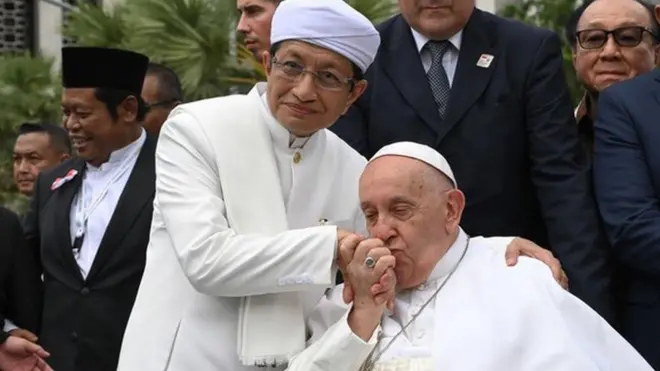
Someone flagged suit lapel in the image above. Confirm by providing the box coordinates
[437,9,497,144]
[86,135,156,281]
[382,15,442,135]
[51,158,86,282]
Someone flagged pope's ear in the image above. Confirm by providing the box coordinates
[445,189,465,230]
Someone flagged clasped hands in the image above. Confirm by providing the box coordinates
[336,229,569,313]
[337,230,397,313]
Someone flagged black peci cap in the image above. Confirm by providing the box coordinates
[61,46,150,95]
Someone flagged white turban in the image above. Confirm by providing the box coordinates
[270,0,381,73]
[370,142,458,187]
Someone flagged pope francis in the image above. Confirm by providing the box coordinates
[117,1,566,370]
[286,142,653,371]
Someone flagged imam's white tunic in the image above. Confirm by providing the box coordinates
[117,83,367,371]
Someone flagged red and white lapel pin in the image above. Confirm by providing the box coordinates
[50,169,79,191]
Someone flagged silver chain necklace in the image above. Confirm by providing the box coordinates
[359,238,470,371]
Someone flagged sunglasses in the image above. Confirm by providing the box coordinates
[145,99,179,112]
[575,26,657,50]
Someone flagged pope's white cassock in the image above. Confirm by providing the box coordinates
[287,232,653,370]
[116,1,380,370]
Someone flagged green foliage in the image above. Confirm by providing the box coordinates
[62,0,399,97]
[498,0,584,104]
[63,0,258,99]
[0,54,61,212]
[63,1,130,48]
[346,0,398,24]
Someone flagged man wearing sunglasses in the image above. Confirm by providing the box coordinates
[590,0,660,368]
[567,0,659,152]
[141,62,183,135]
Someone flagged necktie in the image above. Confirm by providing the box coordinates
[425,40,451,119]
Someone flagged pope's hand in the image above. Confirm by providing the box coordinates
[346,238,396,311]
[504,237,569,289]
[0,336,53,371]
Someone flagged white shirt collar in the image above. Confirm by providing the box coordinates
[410,27,463,54]
[425,227,469,283]
[87,128,146,171]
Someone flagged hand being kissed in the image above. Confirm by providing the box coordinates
[337,230,397,312]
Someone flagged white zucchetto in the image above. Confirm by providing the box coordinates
[370,141,458,187]
[270,0,381,73]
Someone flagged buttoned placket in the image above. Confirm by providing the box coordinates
[290,136,310,165]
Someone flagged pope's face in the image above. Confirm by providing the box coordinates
[359,156,464,290]
[263,40,367,137]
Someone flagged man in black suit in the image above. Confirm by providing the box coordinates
[0,206,42,345]
[23,47,156,371]
[330,0,615,323]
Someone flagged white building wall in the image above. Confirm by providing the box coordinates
[36,1,63,66]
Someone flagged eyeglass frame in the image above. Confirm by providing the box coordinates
[145,99,180,112]
[574,26,658,50]
[270,58,356,91]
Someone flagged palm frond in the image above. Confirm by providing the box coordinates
[122,0,239,98]
[62,2,129,48]
[345,0,398,24]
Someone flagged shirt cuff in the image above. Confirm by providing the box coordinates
[2,320,17,332]
[335,305,380,369]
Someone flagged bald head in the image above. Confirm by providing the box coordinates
[359,151,466,290]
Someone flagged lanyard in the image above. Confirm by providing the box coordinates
[73,145,142,242]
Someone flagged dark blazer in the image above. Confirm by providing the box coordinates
[594,69,660,369]
[331,9,615,323]
[0,206,42,339]
[23,135,156,371]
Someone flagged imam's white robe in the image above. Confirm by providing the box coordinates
[117,83,367,371]
[288,229,654,371]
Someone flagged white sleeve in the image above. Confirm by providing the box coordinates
[540,267,654,370]
[156,111,337,297]
[502,258,654,371]
[287,286,379,371]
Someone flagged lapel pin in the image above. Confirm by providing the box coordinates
[476,54,494,68]
[50,169,79,190]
